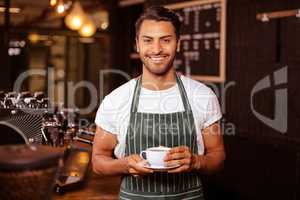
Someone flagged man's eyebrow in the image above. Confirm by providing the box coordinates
[140,35,173,39]
[160,35,173,39]
[141,36,153,39]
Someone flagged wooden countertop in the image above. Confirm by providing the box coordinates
[53,172,121,200]
[53,141,121,200]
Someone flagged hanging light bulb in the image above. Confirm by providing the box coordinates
[50,0,57,7]
[28,33,40,43]
[56,0,65,14]
[100,21,109,30]
[65,1,86,30]
[78,16,96,37]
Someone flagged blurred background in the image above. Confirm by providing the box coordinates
[0,0,299,200]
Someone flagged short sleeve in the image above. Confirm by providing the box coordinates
[94,96,118,135]
[202,90,222,128]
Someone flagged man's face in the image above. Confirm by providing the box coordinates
[136,20,179,76]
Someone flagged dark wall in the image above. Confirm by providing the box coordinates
[226,0,299,146]
[0,30,29,92]
[113,0,300,199]
[107,0,143,92]
[221,1,300,199]
[0,30,12,90]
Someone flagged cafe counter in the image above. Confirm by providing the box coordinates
[53,173,121,200]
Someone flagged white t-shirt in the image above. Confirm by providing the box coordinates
[95,75,222,158]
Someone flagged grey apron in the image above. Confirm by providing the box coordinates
[119,74,204,200]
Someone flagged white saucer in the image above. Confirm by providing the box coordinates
[139,162,180,171]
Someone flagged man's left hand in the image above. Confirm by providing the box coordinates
[164,146,194,173]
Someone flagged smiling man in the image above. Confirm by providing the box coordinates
[92,6,225,200]
[138,20,177,76]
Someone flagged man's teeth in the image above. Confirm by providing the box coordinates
[149,56,167,62]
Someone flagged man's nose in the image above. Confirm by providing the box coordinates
[151,41,163,54]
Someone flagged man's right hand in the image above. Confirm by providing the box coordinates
[125,154,154,177]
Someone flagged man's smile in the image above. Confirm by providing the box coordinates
[146,55,169,64]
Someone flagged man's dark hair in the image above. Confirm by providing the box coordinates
[135,6,181,39]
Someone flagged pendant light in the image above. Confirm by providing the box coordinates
[78,15,96,37]
[65,1,86,30]
[50,0,57,7]
[56,0,66,14]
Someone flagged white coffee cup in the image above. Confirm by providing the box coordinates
[140,146,170,166]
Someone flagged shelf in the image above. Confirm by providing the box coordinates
[257,9,300,22]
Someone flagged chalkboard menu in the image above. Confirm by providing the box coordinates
[166,0,226,82]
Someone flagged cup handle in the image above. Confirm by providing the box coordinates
[140,150,146,160]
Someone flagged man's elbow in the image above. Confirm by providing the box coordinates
[220,150,226,162]
[92,157,107,176]
[207,150,226,174]
[215,150,226,172]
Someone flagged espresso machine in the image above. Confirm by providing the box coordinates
[0,91,94,193]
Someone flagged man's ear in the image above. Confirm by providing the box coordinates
[135,38,139,52]
[176,39,181,52]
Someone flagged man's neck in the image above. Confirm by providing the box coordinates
[141,67,176,91]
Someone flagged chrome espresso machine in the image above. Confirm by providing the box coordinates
[0,91,94,193]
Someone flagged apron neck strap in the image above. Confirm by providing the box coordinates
[130,73,192,113]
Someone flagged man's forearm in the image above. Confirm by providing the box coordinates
[192,151,225,174]
[93,156,129,176]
